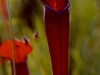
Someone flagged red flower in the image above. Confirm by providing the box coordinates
[0,39,32,63]
[0,38,32,75]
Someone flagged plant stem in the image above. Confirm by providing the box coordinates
[11,61,29,75]
[44,5,69,75]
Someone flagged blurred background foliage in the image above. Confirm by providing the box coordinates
[0,0,100,75]
[69,0,100,75]
[0,0,52,75]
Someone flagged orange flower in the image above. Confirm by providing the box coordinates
[0,39,32,63]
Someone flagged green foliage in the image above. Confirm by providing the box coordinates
[69,0,100,75]
[0,0,52,75]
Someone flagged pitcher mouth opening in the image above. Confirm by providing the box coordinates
[41,1,70,14]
